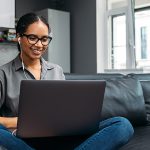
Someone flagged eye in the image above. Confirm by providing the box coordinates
[41,37,48,42]
[28,35,38,41]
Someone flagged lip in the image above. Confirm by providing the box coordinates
[32,49,43,55]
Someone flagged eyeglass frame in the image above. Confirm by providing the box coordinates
[20,33,52,46]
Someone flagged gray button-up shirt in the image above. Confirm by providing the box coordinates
[0,54,65,117]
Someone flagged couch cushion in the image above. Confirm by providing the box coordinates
[140,81,150,122]
[120,125,150,150]
[101,76,147,126]
[128,73,150,80]
[65,73,124,80]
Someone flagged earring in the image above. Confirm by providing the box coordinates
[18,37,21,45]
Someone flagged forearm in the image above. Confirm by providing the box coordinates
[0,117,18,129]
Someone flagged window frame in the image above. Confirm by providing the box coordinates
[106,0,136,70]
[134,6,150,69]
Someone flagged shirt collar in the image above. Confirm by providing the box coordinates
[14,54,54,71]
[41,57,54,70]
[14,54,23,71]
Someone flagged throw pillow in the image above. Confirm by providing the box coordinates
[140,81,150,122]
[101,76,147,126]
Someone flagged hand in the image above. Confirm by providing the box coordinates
[0,117,18,129]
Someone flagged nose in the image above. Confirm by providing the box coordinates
[35,39,43,47]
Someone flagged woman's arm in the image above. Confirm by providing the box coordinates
[0,70,18,129]
[0,117,18,129]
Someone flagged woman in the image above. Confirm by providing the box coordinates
[0,13,134,150]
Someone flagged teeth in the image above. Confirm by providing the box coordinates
[32,49,41,54]
[33,49,42,52]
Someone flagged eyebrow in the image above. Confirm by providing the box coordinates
[25,34,50,38]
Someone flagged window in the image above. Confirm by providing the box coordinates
[135,8,150,68]
[96,0,150,72]
[141,27,147,59]
[105,0,150,71]
[106,0,135,70]
[112,15,126,69]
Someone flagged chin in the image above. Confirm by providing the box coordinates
[30,54,42,60]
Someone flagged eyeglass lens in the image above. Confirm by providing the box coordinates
[22,34,52,46]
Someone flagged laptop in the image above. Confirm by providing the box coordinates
[16,80,106,138]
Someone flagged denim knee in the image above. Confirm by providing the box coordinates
[116,117,134,134]
[111,117,134,143]
[75,117,134,150]
[99,117,134,145]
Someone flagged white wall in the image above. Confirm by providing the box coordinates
[96,0,107,73]
[135,0,150,8]
[0,0,15,28]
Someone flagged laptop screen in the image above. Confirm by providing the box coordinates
[17,80,106,138]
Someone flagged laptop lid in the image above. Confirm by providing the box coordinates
[16,80,106,138]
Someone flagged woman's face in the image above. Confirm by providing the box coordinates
[19,20,49,60]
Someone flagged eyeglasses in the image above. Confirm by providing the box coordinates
[21,34,52,46]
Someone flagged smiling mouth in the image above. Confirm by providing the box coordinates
[31,47,45,51]
[30,45,46,53]
[32,49,43,55]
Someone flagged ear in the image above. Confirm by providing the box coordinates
[18,38,20,45]
[16,34,21,44]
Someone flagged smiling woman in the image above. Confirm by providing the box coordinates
[0,13,65,150]
[0,12,134,150]
[16,13,53,80]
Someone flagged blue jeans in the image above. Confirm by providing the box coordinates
[0,117,134,150]
[75,117,134,150]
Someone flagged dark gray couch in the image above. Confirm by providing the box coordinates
[23,73,150,150]
[64,73,150,150]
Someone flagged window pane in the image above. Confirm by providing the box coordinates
[135,9,150,68]
[112,15,126,69]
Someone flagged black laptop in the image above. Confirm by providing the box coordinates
[16,80,106,138]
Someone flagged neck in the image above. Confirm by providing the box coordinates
[20,52,41,69]
[20,52,42,80]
